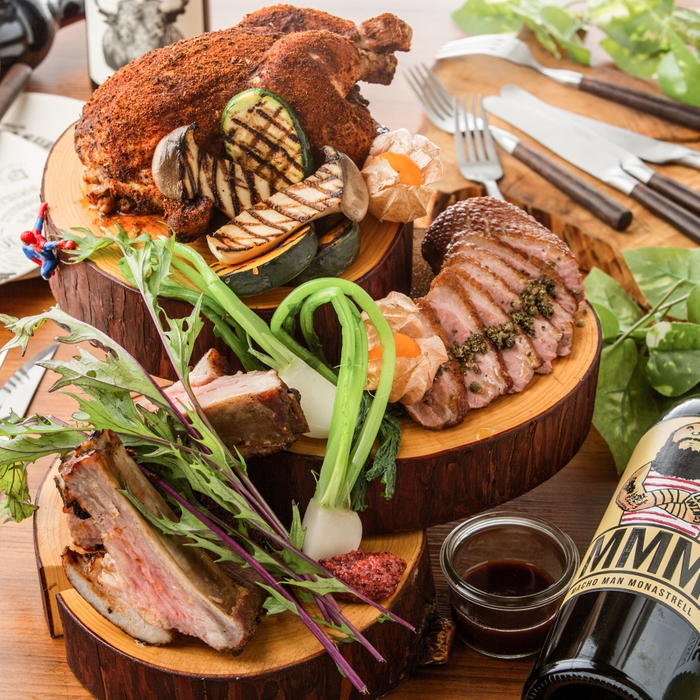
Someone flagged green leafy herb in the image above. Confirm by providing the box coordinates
[624,247,700,320]
[451,0,700,106]
[0,234,413,693]
[585,254,700,472]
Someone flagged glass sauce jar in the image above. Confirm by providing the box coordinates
[440,512,579,658]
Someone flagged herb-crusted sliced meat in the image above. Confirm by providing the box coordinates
[405,300,470,429]
[424,269,511,409]
[448,266,541,393]
[447,249,560,373]
[422,197,584,302]
[443,233,575,355]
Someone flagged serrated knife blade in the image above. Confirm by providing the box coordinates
[482,95,700,245]
[0,343,58,420]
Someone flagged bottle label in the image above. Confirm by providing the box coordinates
[564,417,700,634]
[85,0,207,86]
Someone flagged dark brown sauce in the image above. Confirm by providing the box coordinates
[452,560,557,657]
[464,559,554,597]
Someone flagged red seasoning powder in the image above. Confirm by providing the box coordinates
[319,549,407,601]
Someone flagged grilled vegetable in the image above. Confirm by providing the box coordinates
[207,146,368,266]
[212,224,318,297]
[152,124,274,220]
[221,87,314,190]
[289,218,360,285]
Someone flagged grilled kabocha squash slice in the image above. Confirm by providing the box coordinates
[289,218,360,285]
[151,123,274,220]
[221,88,314,191]
[211,224,318,298]
[207,146,368,266]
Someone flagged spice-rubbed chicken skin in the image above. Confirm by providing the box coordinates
[74,5,412,239]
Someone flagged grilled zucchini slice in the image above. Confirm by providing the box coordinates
[152,124,274,220]
[207,146,368,266]
[211,224,318,297]
[289,218,360,285]
[221,88,314,191]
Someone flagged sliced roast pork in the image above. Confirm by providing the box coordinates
[443,233,575,355]
[422,197,584,302]
[447,250,561,372]
[57,430,264,651]
[405,300,470,429]
[424,269,511,408]
[447,267,541,392]
[445,233,578,317]
[141,349,308,458]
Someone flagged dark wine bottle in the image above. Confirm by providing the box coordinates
[523,397,700,700]
[83,0,208,87]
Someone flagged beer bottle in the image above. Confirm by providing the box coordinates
[523,397,700,700]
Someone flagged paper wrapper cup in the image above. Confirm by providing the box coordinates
[361,129,443,223]
[364,292,448,405]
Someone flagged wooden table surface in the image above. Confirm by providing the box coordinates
[1,2,698,698]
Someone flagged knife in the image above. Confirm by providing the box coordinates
[0,343,59,420]
[489,127,632,231]
[498,86,700,217]
[483,95,700,244]
[500,84,700,171]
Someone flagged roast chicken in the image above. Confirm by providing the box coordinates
[74,5,412,239]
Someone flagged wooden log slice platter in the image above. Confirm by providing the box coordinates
[249,311,600,535]
[43,126,413,380]
[40,125,601,537]
[34,462,436,700]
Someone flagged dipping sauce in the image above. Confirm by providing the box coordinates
[464,560,554,597]
[440,513,579,660]
[453,560,557,657]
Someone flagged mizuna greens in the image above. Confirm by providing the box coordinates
[0,234,411,693]
[451,0,700,107]
[59,225,402,507]
[585,247,700,472]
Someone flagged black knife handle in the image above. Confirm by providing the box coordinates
[512,142,633,231]
[647,172,700,218]
[630,183,700,245]
[579,77,700,131]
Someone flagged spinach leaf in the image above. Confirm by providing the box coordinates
[599,38,662,78]
[452,0,522,35]
[592,339,659,472]
[450,0,700,105]
[591,302,620,342]
[584,267,643,332]
[658,29,700,107]
[687,285,700,324]
[646,321,700,396]
[623,247,700,320]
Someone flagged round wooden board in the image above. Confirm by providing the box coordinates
[34,462,436,700]
[248,312,601,535]
[41,125,601,537]
[43,126,413,380]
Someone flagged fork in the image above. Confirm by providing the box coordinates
[405,64,633,230]
[453,95,504,199]
[436,34,700,131]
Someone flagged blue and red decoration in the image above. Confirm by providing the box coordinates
[20,203,75,280]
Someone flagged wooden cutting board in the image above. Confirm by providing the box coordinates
[425,36,700,256]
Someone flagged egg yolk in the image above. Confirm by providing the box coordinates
[368,332,421,361]
[377,152,422,186]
